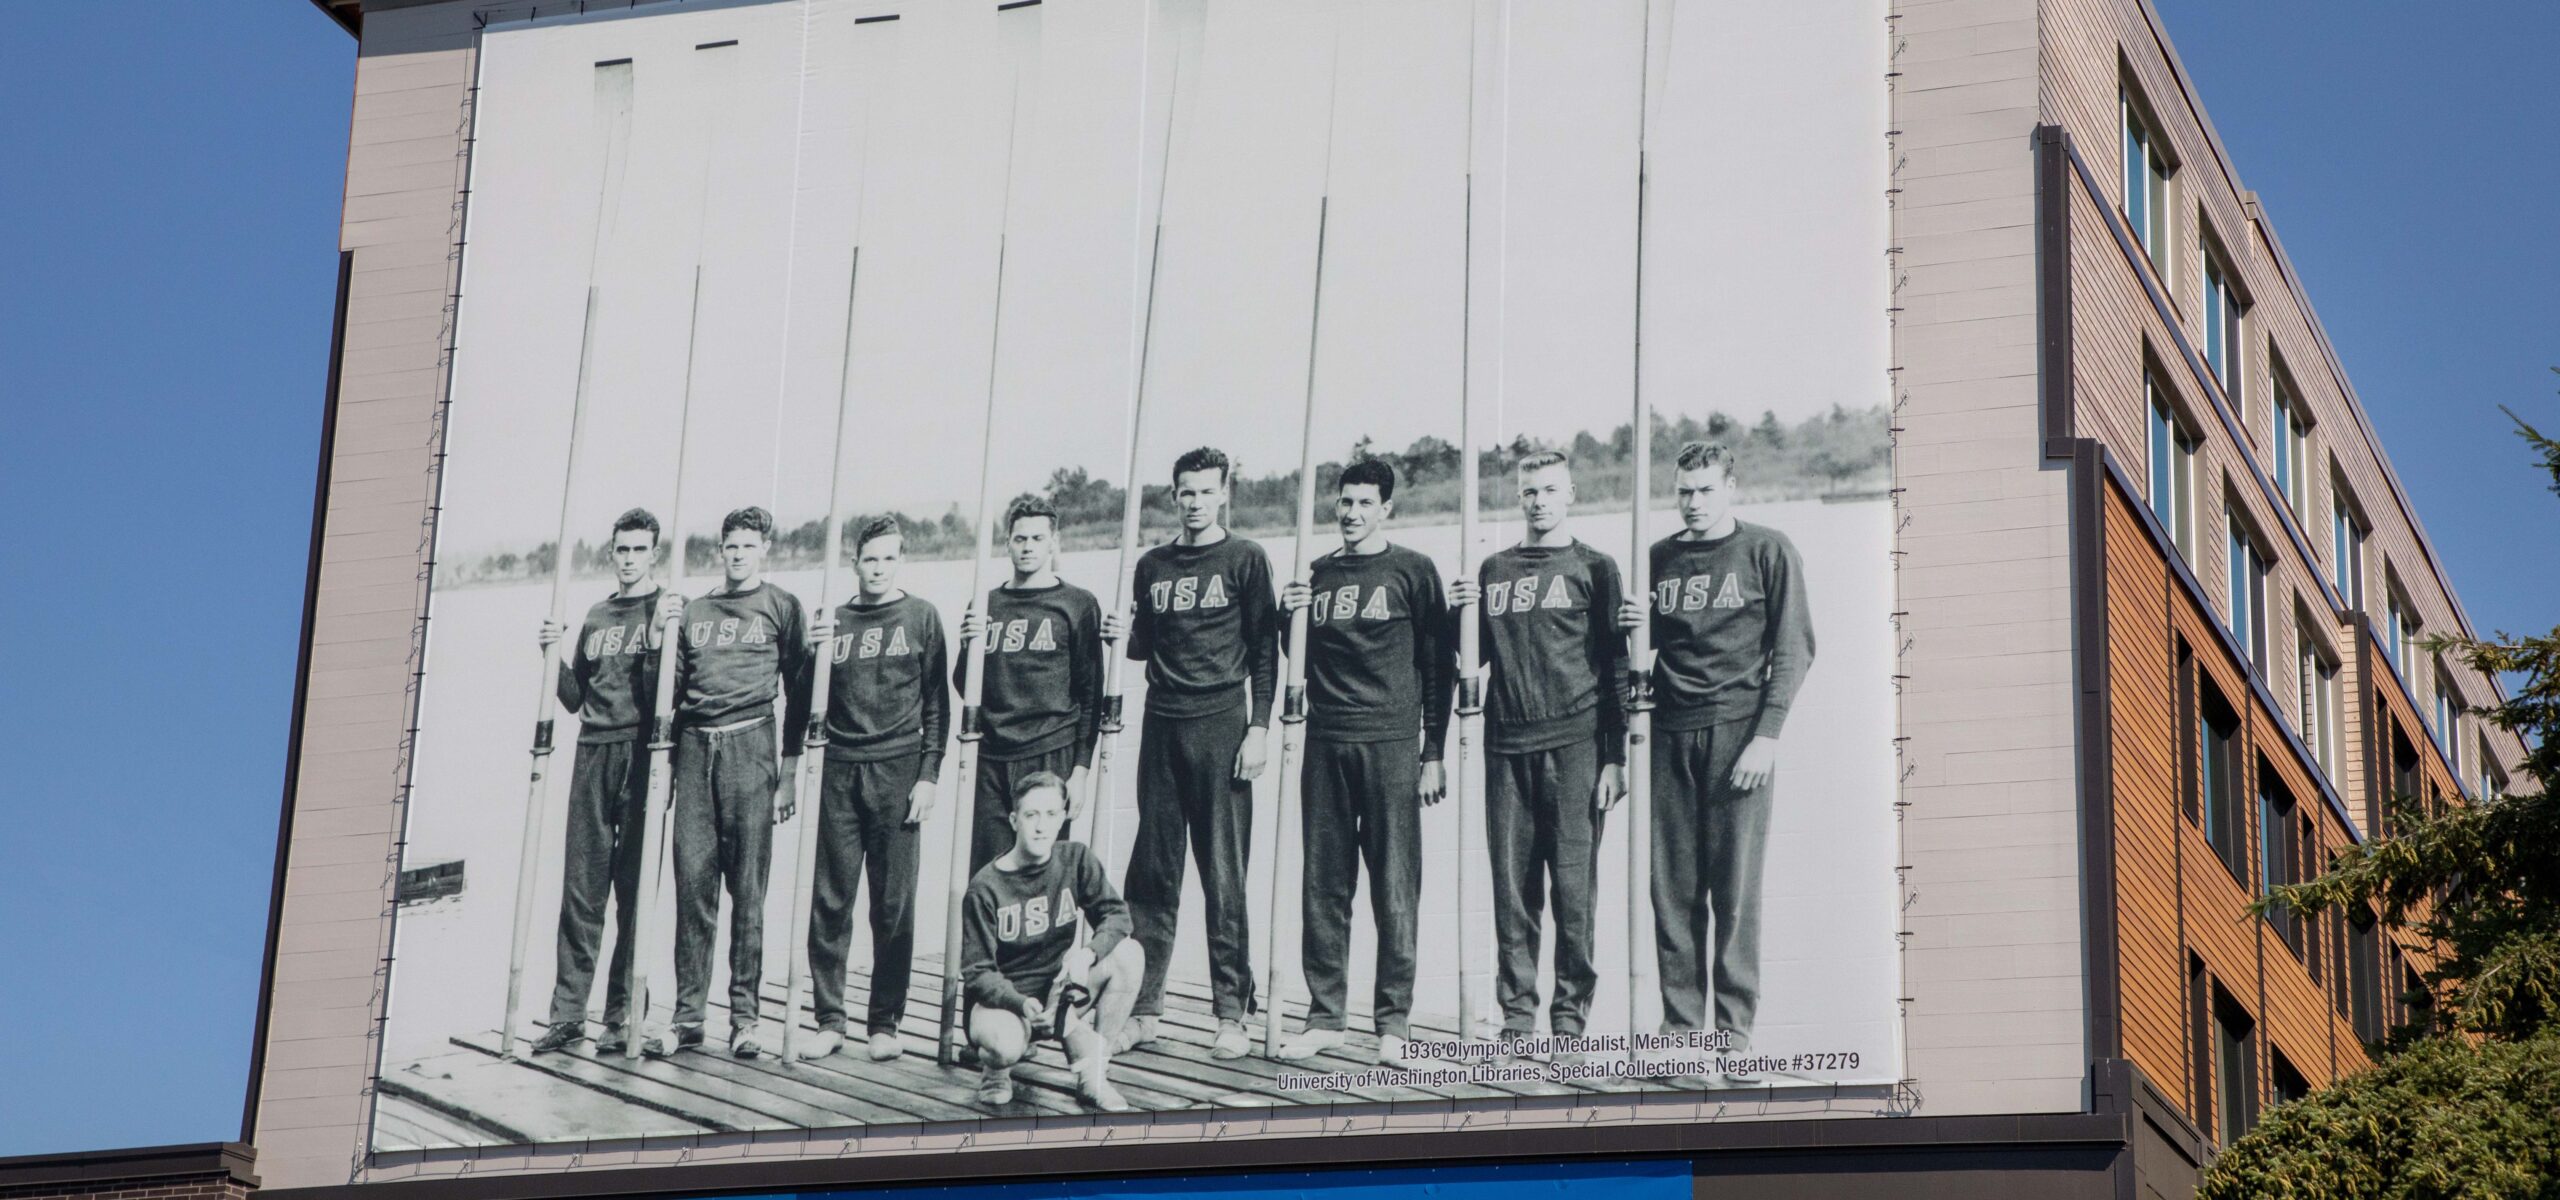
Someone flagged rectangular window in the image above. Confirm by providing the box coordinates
[2332,491,2367,609]
[2213,986,2258,1145]
[2123,89,2173,268]
[2391,725,2421,832]
[2298,621,2342,782]
[2386,586,2420,681]
[2204,247,2246,406]
[2403,959,2435,1034]
[2301,815,2324,983]
[2260,771,2301,955]
[2272,370,2311,516]
[2434,664,2459,758]
[2271,1049,2310,1107]
[2200,681,2250,886]
[2150,379,2198,561]
[2228,517,2269,673]
[2485,751,2507,802]
[2348,911,2385,1046]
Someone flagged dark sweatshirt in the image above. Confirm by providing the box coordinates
[1475,540,1627,764]
[1646,523,1816,739]
[959,841,1131,1016]
[958,580,1103,763]
[823,592,950,776]
[557,588,667,745]
[676,580,813,751]
[1127,534,1281,722]
[1305,543,1455,758]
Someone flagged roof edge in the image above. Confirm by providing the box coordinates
[306,0,359,37]
[0,1143,260,1191]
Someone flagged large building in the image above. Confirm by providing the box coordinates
[8,1,2524,1199]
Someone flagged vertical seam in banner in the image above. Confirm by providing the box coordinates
[768,0,821,500]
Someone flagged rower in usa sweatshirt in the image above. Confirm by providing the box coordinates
[1276,458,1454,1066]
[955,498,1104,876]
[651,507,813,1060]
[532,508,674,1055]
[801,516,951,1060]
[1454,451,1627,1041]
[1117,447,1280,1053]
[1627,443,1815,1058]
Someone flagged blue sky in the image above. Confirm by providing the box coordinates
[0,0,2551,1159]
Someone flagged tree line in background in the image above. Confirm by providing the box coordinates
[437,403,1888,587]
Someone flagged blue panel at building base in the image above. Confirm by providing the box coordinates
[711,1161,1687,1200]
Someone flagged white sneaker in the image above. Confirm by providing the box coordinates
[1277,1028,1343,1063]
[1210,1020,1250,1060]
[1112,1014,1160,1053]
[866,1030,905,1062]
[796,1029,843,1061]
[1375,1034,1418,1067]
[1075,1055,1132,1113]
[974,1063,1016,1107]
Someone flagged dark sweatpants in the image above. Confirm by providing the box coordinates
[809,754,925,1036]
[968,744,1081,878]
[1300,737,1422,1039]
[1651,718,1773,1042]
[670,718,779,1034]
[546,737,649,1030]
[1125,703,1256,1022]
[1485,736,1603,1036]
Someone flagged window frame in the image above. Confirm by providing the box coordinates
[2211,984,2259,1146]
[2149,374,2200,562]
[2227,512,2270,675]
[2297,614,2342,782]
[2433,662,2460,759]
[2202,237,2248,410]
[2197,678,2250,887]
[2270,363,2312,518]
[2259,766,2302,956]
[2121,85,2175,271]
[2348,910,2385,1046]
[2331,484,2368,610]
[2385,580,2421,683]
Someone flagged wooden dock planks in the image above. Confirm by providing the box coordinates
[375,955,1691,1147]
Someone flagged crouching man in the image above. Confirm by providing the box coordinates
[959,772,1144,1113]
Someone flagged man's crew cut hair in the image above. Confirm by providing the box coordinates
[1676,441,1736,475]
[854,514,903,555]
[1006,495,1060,536]
[1009,770,1069,814]
[1340,456,1397,502]
[1172,446,1233,487]
[612,507,661,544]
[1516,449,1570,475]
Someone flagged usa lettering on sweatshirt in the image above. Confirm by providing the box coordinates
[1475,540,1628,763]
[823,593,951,776]
[1127,535,1281,722]
[677,581,814,750]
[958,581,1103,762]
[557,588,668,744]
[1305,544,1456,757]
[1645,523,1816,738]
[959,841,1131,1016]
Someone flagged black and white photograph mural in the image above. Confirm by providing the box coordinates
[375,0,1897,1148]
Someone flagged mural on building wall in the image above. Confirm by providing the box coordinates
[374,0,1898,1151]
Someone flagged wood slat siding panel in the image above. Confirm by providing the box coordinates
[2105,489,2184,1095]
